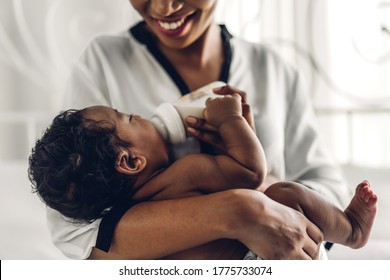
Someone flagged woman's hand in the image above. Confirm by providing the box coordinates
[229,190,324,260]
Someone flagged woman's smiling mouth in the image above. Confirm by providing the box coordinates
[152,12,196,37]
[157,18,186,30]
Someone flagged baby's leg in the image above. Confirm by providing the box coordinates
[343,180,378,248]
[264,181,377,249]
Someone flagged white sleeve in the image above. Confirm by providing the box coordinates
[46,207,101,259]
[62,64,109,110]
[47,40,108,259]
[284,73,352,208]
[62,40,111,110]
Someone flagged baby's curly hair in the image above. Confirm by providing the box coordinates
[28,109,135,223]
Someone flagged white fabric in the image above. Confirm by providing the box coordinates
[46,207,100,259]
[47,24,350,259]
[243,245,328,260]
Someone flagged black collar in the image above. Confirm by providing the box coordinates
[130,21,233,95]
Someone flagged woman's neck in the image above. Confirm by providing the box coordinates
[158,24,224,90]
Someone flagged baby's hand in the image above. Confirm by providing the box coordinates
[204,93,243,128]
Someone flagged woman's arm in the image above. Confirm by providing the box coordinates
[89,189,323,260]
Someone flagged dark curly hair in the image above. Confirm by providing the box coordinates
[28,109,135,223]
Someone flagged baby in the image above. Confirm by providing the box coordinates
[28,91,377,258]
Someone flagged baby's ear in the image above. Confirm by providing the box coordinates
[115,150,147,176]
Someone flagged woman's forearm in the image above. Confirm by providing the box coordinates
[105,191,241,259]
[90,188,324,260]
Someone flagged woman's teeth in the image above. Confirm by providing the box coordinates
[158,18,186,30]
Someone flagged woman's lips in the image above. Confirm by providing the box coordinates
[153,13,195,37]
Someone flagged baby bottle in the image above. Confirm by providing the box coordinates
[150,81,227,144]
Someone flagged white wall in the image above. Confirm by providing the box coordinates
[0,0,139,161]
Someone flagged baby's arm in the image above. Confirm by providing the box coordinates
[199,93,267,191]
[143,94,267,201]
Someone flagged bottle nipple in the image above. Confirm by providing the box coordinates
[150,102,186,145]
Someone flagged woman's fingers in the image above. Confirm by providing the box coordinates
[185,116,218,132]
[186,116,225,152]
[304,222,324,259]
[187,126,225,152]
[302,240,320,260]
[185,116,225,152]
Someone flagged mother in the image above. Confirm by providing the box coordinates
[47,0,350,259]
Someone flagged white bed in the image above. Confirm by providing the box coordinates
[0,161,389,260]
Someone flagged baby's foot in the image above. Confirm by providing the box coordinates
[344,180,378,249]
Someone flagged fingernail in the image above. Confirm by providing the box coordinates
[186,116,197,125]
[187,127,197,135]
